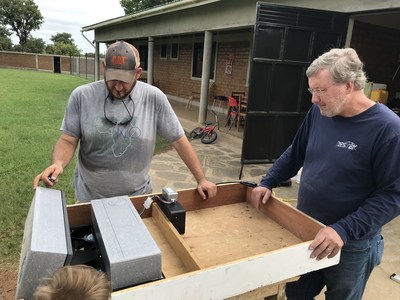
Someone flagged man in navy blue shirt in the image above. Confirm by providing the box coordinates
[250,48,400,300]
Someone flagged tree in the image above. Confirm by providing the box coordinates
[50,32,74,45]
[46,42,81,56]
[120,0,177,14]
[0,25,13,50]
[0,0,44,52]
[46,32,81,56]
[25,36,46,53]
[14,35,45,53]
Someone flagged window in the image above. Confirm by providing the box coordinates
[160,44,167,59]
[170,44,179,60]
[192,42,216,79]
[138,45,148,71]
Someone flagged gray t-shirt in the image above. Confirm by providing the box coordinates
[61,80,185,202]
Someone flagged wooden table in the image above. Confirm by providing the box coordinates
[67,183,340,299]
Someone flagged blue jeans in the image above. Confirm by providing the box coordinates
[285,233,384,300]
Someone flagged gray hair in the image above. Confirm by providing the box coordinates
[306,48,367,90]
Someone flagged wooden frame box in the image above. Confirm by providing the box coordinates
[67,183,340,299]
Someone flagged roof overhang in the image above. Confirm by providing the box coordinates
[81,0,221,32]
[81,0,400,44]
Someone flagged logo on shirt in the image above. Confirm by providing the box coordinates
[96,119,141,157]
[336,141,358,150]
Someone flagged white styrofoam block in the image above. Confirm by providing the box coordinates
[91,196,162,290]
[16,187,72,300]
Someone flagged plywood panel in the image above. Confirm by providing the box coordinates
[183,202,302,267]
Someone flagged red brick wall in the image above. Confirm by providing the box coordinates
[152,43,201,98]
[0,51,103,76]
[351,21,400,97]
[0,51,37,69]
[214,41,250,97]
[61,57,71,73]
[151,41,250,103]
[37,55,53,71]
[2,42,250,101]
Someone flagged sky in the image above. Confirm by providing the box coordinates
[11,0,125,54]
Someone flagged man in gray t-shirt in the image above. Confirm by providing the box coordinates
[33,41,216,202]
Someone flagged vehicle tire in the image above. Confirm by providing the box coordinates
[201,131,218,144]
[189,127,203,139]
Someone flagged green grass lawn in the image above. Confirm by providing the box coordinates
[0,68,171,266]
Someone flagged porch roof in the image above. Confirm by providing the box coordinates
[81,0,400,44]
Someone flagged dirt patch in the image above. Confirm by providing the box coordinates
[0,266,17,300]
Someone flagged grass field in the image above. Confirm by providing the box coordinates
[0,68,171,265]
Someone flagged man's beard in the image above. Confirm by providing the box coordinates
[105,80,135,100]
[319,94,346,117]
[111,90,130,99]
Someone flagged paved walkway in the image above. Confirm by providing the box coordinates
[150,100,299,200]
[149,99,400,300]
[150,117,271,193]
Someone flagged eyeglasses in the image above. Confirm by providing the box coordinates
[307,83,336,96]
[104,93,134,125]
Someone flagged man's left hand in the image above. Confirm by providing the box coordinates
[309,226,344,260]
[197,180,217,200]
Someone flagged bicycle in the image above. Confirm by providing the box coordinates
[189,110,219,144]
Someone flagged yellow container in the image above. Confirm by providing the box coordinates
[370,89,389,105]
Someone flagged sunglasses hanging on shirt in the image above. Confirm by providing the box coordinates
[104,93,135,125]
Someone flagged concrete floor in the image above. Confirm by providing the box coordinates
[157,98,400,299]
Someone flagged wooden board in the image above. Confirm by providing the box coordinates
[142,218,189,277]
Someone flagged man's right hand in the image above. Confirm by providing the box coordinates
[33,134,78,190]
[33,164,64,189]
[250,186,272,210]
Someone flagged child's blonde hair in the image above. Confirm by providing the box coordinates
[34,265,112,300]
